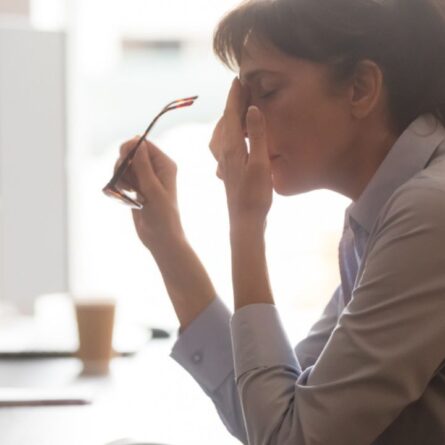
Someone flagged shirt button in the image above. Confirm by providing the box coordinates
[192,352,202,364]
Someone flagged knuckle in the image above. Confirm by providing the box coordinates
[213,115,227,127]
[223,106,234,118]
[208,140,219,158]
[249,159,263,170]
[164,152,174,163]
[210,121,223,138]
[222,147,237,159]
[114,157,126,173]
[120,136,139,154]
[141,139,151,150]
[249,160,268,176]
[120,143,131,156]
[209,130,216,146]
[215,115,224,127]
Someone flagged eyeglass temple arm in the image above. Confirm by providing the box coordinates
[132,97,198,150]
[106,99,197,186]
[162,96,198,111]
[140,97,198,141]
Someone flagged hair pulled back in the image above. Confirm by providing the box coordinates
[213,0,445,132]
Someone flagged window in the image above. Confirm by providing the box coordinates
[62,0,350,341]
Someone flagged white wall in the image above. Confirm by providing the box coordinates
[0,22,68,314]
[0,0,30,16]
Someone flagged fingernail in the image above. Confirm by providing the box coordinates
[248,106,259,119]
[247,106,263,130]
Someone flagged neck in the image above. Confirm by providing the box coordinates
[329,119,401,201]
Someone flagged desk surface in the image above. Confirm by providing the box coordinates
[0,339,240,445]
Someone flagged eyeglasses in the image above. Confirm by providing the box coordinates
[103,95,199,209]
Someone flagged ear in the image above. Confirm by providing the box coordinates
[349,60,384,120]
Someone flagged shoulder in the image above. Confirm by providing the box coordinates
[374,156,445,239]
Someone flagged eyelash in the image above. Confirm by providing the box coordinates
[259,90,277,100]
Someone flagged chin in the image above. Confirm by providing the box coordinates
[272,178,298,196]
[272,174,316,196]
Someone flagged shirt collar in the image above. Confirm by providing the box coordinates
[348,114,445,234]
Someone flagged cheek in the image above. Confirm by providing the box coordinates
[259,95,295,148]
[262,96,349,194]
[278,93,349,158]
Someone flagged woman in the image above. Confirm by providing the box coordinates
[113,0,445,443]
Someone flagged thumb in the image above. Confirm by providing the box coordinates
[246,106,268,164]
[132,141,159,195]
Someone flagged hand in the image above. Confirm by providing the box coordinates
[113,137,185,251]
[114,138,218,331]
[209,78,273,229]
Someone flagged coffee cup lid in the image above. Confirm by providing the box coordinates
[71,295,116,307]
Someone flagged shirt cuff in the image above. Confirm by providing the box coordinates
[230,303,300,381]
[170,296,234,393]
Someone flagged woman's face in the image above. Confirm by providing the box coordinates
[239,36,356,196]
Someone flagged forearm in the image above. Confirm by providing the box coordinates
[230,221,274,311]
[170,292,249,444]
[149,235,217,331]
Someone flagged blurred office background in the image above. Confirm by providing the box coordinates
[0,0,350,341]
[0,0,350,442]
[0,0,349,360]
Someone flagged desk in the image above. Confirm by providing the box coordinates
[0,339,240,445]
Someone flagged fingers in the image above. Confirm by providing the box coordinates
[113,137,138,191]
[114,136,140,175]
[119,136,139,157]
[113,136,178,196]
[224,77,250,123]
[222,78,250,150]
[209,78,251,181]
[209,116,224,161]
[216,164,224,180]
[145,140,177,176]
[113,136,154,195]
[246,106,268,164]
[131,140,156,196]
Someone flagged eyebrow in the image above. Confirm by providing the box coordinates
[239,69,281,85]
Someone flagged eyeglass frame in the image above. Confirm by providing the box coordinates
[102,95,198,209]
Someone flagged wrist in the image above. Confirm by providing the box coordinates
[230,226,273,309]
[148,234,217,330]
[148,229,188,259]
[230,218,266,241]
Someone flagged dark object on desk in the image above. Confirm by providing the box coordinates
[0,398,90,407]
[0,323,170,360]
[0,349,136,360]
[105,440,171,445]
[149,327,171,339]
[0,388,92,407]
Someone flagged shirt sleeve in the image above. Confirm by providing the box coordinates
[170,297,248,444]
[294,285,343,370]
[170,286,343,444]
[230,184,445,445]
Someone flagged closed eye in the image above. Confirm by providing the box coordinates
[259,90,277,99]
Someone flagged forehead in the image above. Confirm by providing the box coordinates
[239,35,296,84]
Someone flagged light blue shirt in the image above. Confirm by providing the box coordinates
[171,114,445,445]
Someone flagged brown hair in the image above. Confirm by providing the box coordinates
[213,0,445,133]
